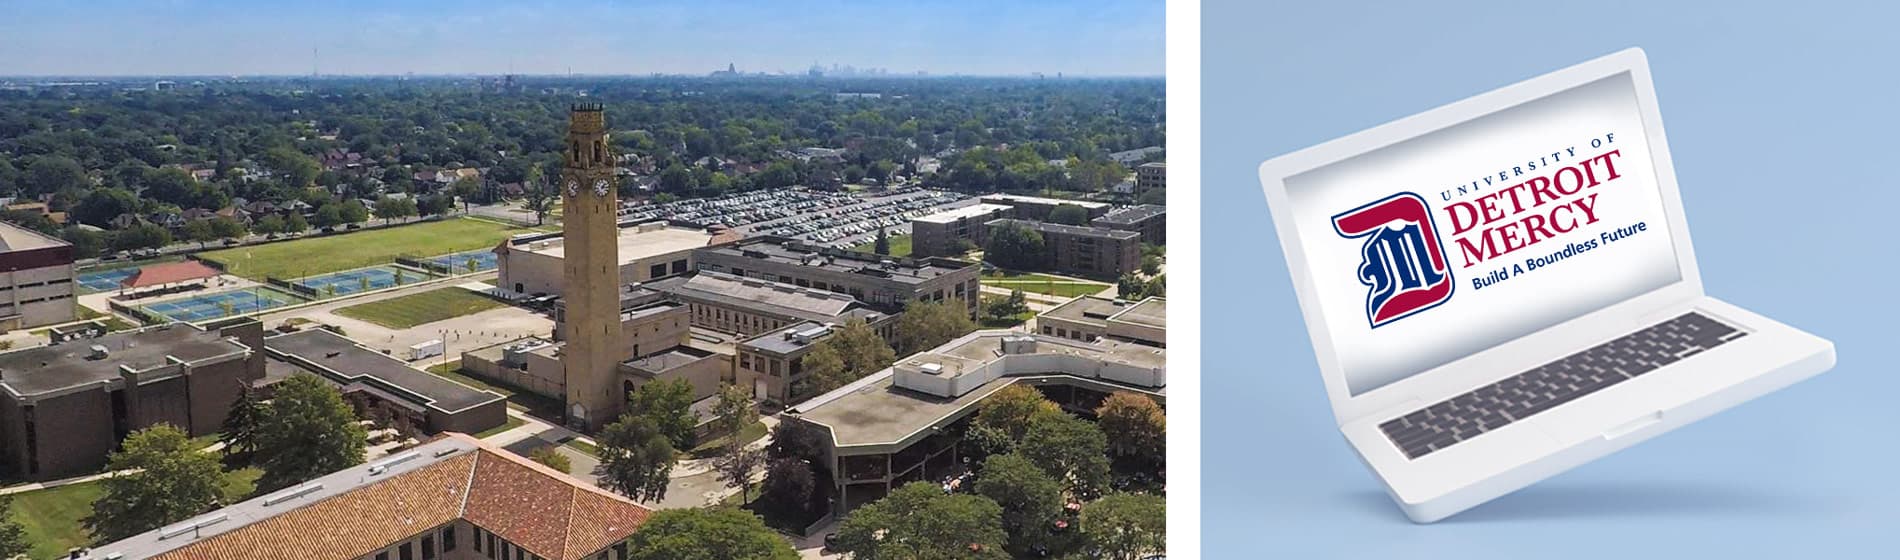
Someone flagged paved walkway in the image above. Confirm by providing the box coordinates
[476,407,779,510]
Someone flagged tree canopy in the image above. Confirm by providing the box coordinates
[835,482,1009,560]
[254,374,368,492]
[83,424,225,543]
[598,415,676,502]
[800,318,897,395]
[628,379,699,450]
[894,299,976,355]
[622,508,798,560]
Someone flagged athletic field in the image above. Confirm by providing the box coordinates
[198,218,528,281]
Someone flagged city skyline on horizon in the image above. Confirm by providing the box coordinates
[0,0,1165,78]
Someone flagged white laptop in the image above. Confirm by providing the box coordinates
[1256,48,1835,523]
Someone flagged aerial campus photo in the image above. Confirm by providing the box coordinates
[0,2,1167,559]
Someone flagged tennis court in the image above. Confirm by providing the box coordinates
[141,289,305,322]
[76,268,137,293]
[422,250,498,274]
[294,265,436,298]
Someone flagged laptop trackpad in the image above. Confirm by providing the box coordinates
[1530,376,1675,444]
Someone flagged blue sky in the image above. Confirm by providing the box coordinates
[0,0,1164,77]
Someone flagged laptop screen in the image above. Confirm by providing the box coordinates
[1283,71,1682,397]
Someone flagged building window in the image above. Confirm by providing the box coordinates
[650,263,667,278]
[377,553,388,560]
[400,541,413,560]
[769,359,781,377]
[671,259,687,274]
[423,535,436,559]
[443,527,457,552]
[474,527,483,552]
[1056,328,1067,337]
[740,354,752,371]
[1043,326,1053,335]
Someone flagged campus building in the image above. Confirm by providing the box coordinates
[493,221,719,298]
[1136,162,1166,198]
[977,194,1112,222]
[1036,296,1167,347]
[0,220,77,333]
[464,300,728,413]
[641,271,896,340]
[77,433,653,560]
[909,203,1012,257]
[0,320,264,481]
[733,321,883,406]
[693,236,982,318]
[1092,204,1166,246]
[985,218,1142,279]
[265,329,508,437]
[785,330,1167,513]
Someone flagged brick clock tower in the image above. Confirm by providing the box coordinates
[559,103,622,431]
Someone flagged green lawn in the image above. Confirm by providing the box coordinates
[474,415,527,439]
[13,467,260,559]
[979,295,1036,328]
[688,420,769,459]
[199,218,529,281]
[565,438,600,458]
[983,272,1111,298]
[850,234,913,257]
[333,287,507,329]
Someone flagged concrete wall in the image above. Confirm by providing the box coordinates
[427,397,508,436]
[0,260,76,332]
[13,388,116,480]
[498,244,696,297]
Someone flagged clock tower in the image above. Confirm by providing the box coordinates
[559,103,622,431]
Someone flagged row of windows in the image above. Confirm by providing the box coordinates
[371,525,454,560]
[0,277,72,291]
[1041,325,1096,341]
[645,259,690,279]
[21,292,72,305]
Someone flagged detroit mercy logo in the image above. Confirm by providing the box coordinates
[1331,192,1454,328]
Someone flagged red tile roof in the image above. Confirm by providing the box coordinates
[151,434,651,560]
[121,261,222,289]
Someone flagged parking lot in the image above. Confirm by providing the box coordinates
[620,186,972,250]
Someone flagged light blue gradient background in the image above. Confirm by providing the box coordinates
[1204,1,1896,557]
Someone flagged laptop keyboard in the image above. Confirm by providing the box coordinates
[1380,312,1747,460]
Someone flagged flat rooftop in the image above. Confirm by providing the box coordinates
[740,321,829,355]
[648,271,859,317]
[264,329,503,413]
[700,238,973,284]
[914,203,1012,224]
[623,345,716,375]
[1115,297,1166,329]
[1,324,246,398]
[0,220,67,252]
[792,331,1165,448]
[1042,295,1135,324]
[513,223,712,262]
[1093,204,1166,225]
[987,218,1139,240]
[980,193,1110,210]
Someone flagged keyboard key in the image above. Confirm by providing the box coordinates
[1383,312,1743,459]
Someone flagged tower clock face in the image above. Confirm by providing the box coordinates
[564,179,579,198]
[593,179,611,197]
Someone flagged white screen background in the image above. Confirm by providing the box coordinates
[1285,72,1682,396]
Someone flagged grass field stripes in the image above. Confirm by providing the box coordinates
[75,268,137,293]
[293,265,438,298]
[139,288,307,323]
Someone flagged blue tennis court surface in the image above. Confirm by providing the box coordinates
[424,250,497,274]
[141,289,304,322]
[294,265,435,297]
[76,268,137,293]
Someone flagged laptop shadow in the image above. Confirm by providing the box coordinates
[1345,481,1822,524]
